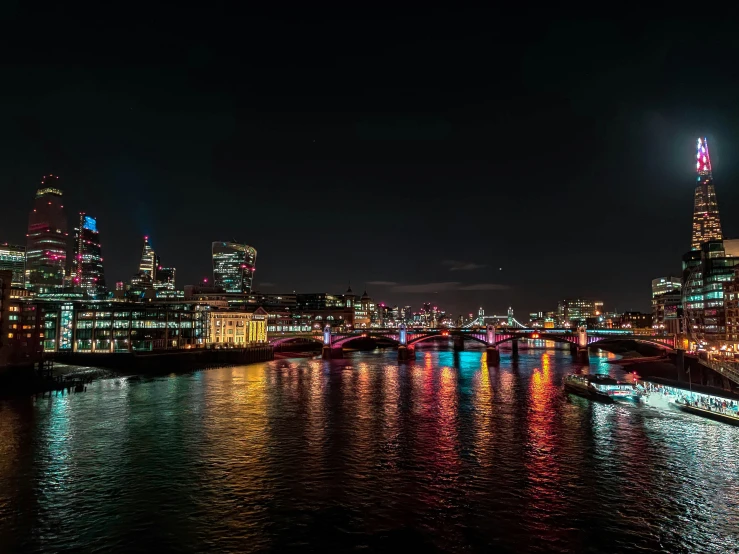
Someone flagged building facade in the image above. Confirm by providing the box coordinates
[557,299,601,327]
[153,266,176,290]
[212,242,257,294]
[266,307,354,333]
[691,137,723,250]
[33,299,209,352]
[652,290,682,335]
[138,236,156,278]
[618,311,653,330]
[682,240,739,347]
[208,307,268,345]
[26,177,68,293]
[0,243,26,289]
[652,276,681,298]
[69,213,106,297]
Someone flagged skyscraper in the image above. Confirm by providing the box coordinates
[212,242,257,293]
[691,137,723,250]
[69,213,106,297]
[139,236,156,278]
[0,243,26,288]
[26,176,68,293]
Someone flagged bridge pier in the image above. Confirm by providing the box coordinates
[398,345,415,362]
[511,339,519,360]
[486,346,500,365]
[322,345,343,359]
[569,342,577,355]
[453,335,464,352]
[576,347,589,364]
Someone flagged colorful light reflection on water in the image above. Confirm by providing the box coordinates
[0,343,738,553]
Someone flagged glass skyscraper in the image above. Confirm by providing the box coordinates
[26,176,68,293]
[212,242,257,293]
[69,213,106,297]
[138,236,156,278]
[691,137,723,250]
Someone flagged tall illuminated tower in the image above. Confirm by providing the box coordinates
[691,137,723,250]
[69,213,106,297]
[212,242,257,293]
[138,236,156,278]
[25,175,68,293]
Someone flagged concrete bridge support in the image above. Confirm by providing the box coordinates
[569,342,577,355]
[511,339,519,360]
[486,346,500,365]
[453,335,465,352]
[576,347,589,364]
[398,345,415,362]
[322,345,343,359]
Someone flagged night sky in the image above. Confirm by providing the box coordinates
[3,10,739,316]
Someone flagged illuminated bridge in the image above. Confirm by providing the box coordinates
[269,326,677,363]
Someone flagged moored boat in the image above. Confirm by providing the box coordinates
[563,374,639,403]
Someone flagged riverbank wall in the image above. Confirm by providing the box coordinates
[49,346,274,374]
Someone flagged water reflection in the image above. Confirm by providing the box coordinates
[0,346,738,553]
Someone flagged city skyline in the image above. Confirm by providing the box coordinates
[4,16,739,315]
[3,13,739,553]
[0,137,729,315]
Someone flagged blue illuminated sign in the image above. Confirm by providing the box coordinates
[83,216,97,232]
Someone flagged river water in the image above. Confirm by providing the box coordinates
[1,344,738,553]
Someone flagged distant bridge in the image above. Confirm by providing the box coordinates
[270,326,676,362]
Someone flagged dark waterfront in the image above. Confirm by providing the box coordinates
[1,345,738,553]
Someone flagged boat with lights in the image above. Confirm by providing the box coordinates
[563,374,639,403]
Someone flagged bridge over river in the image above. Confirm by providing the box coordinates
[269,325,677,363]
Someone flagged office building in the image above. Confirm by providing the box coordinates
[138,236,156,279]
[296,293,344,310]
[557,299,602,326]
[69,213,106,297]
[682,240,739,346]
[652,277,681,298]
[154,266,176,290]
[652,290,682,335]
[212,241,257,294]
[691,137,723,250]
[25,176,68,293]
[619,312,653,330]
[131,236,176,292]
[0,243,26,288]
[34,299,208,352]
[208,307,268,345]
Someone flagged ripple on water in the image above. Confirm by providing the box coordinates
[0,347,738,553]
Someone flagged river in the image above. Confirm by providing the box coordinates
[1,344,738,553]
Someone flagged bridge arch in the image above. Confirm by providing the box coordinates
[270,335,324,347]
[407,333,489,346]
[491,333,675,351]
[331,333,400,348]
[590,336,675,351]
